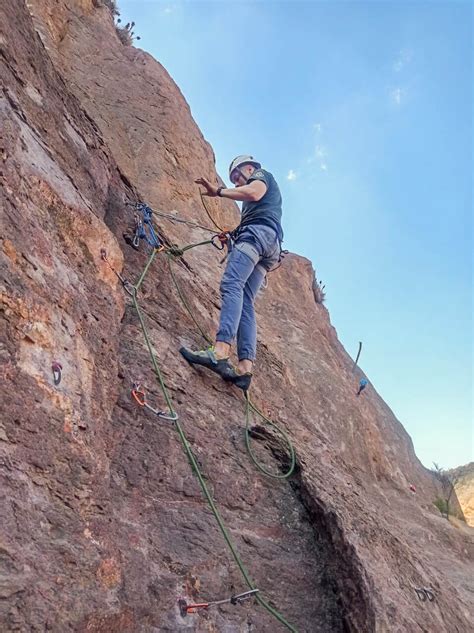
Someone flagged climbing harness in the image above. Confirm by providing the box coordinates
[414,587,435,602]
[102,199,298,631]
[178,589,259,617]
[228,221,287,273]
[52,361,62,385]
[131,383,179,421]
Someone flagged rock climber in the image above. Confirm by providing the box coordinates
[356,378,368,396]
[180,155,283,391]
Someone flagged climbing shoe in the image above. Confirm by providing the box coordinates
[222,368,253,392]
[179,346,234,378]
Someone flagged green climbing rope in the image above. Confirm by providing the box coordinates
[245,393,296,479]
[166,253,213,345]
[126,247,298,633]
[165,244,296,480]
[199,189,225,232]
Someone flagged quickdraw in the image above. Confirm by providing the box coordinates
[131,383,179,421]
[414,587,435,602]
[178,589,259,617]
[125,202,163,250]
[124,201,229,258]
[100,249,136,296]
[51,361,62,385]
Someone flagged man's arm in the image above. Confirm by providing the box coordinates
[195,177,267,201]
[220,180,267,202]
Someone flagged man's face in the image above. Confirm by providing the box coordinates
[231,169,244,187]
[231,164,253,187]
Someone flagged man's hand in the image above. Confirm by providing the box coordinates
[195,177,219,197]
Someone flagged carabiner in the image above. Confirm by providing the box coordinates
[132,231,141,249]
[132,384,146,406]
[414,587,427,601]
[230,589,259,605]
[52,361,62,385]
[424,588,435,602]
[157,410,179,422]
[131,384,178,422]
[211,233,228,251]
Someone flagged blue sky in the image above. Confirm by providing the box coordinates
[118,0,472,469]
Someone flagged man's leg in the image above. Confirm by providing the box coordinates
[215,246,258,356]
[179,243,259,376]
[236,264,266,373]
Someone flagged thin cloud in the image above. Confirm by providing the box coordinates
[307,143,329,171]
[390,87,404,105]
[162,6,174,14]
[316,145,328,170]
[315,145,326,159]
[287,169,297,181]
[306,126,329,171]
[393,48,412,73]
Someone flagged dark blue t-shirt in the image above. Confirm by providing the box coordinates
[240,169,283,240]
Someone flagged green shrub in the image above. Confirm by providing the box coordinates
[433,497,448,517]
[312,275,326,304]
[115,21,141,46]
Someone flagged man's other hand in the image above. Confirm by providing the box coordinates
[195,177,218,197]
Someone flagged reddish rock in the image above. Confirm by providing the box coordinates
[448,463,474,527]
[0,1,472,632]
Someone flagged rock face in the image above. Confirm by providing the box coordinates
[447,463,474,527]
[1,2,473,632]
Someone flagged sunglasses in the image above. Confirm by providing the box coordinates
[230,169,242,185]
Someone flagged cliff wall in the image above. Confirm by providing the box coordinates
[1,2,472,631]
